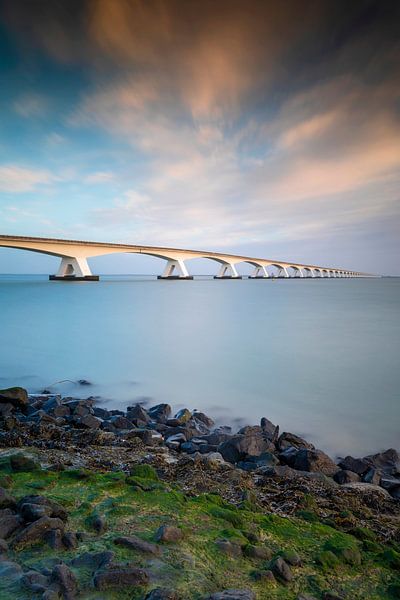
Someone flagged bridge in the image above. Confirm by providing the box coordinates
[0,235,373,280]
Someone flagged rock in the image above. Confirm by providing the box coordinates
[260,417,279,441]
[363,448,400,475]
[165,433,187,448]
[192,411,214,428]
[180,441,199,454]
[156,525,182,543]
[110,415,135,429]
[277,431,314,451]
[0,559,23,581]
[202,452,226,467]
[341,482,390,496]
[145,588,180,600]
[218,433,271,464]
[0,538,9,552]
[77,414,102,429]
[10,453,40,472]
[0,403,14,417]
[237,425,262,436]
[244,544,273,559]
[93,567,149,590]
[0,487,16,509]
[12,516,65,550]
[334,470,361,484]
[51,563,78,600]
[362,467,381,485]
[17,495,68,521]
[53,405,71,418]
[20,502,53,521]
[0,514,21,538]
[22,569,49,592]
[0,387,28,409]
[78,379,91,385]
[127,404,150,423]
[380,475,400,491]
[168,408,192,426]
[215,539,242,557]
[201,432,232,446]
[271,557,293,583]
[253,570,276,582]
[323,593,344,600]
[70,551,114,571]
[114,535,162,555]
[281,549,302,566]
[46,528,65,550]
[62,532,78,550]
[207,590,255,600]
[279,446,300,467]
[91,514,106,534]
[293,449,338,476]
[148,403,172,423]
[338,456,369,475]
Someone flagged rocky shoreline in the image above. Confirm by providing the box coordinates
[0,385,399,600]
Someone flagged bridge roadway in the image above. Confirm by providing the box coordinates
[0,235,373,280]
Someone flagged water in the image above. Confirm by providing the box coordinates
[0,274,399,458]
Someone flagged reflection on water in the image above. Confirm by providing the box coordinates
[0,274,399,457]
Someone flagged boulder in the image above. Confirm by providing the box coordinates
[10,453,40,472]
[63,532,78,550]
[0,559,23,581]
[51,563,78,600]
[362,468,382,485]
[127,404,151,423]
[148,403,172,423]
[337,456,369,475]
[46,528,65,550]
[271,557,293,583]
[11,516,65,550]
[293,449,338,476]
[94,567,149,590]
[114,535,162,556]
[110,415,135,430]
[0,488,16,509]
[70,551,114,571]
[0,387,28,409]
[279,446,299,467]
[167,408,192,426]
[17,495,68,521]
[218,433,271,464]
[0,514,21,539]
[277,432,314,451]
[380,475,400,491]
[215,539,242,557]
[77,414,102,429]
[192,411,214,428]
[334,470,361,484]
[363,448,400,476]
[244,544,273,559]
[253,570,275,582]
[91,514,106,534]
[156,525,182,543]
[207,590,255,600]
[20,502,53,521]
[260,417,279,441]
[22,570,49,592]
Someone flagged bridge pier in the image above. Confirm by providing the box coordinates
[214,262,242,279]
[50,257,99,281]
[157,258,193,279]
[249,265,269,278]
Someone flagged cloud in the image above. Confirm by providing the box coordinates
[0,165,53,193]
[14,93,48,118]
[84,171,114,184]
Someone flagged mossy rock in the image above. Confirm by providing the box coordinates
[324,539,361,566]
[316,550,340,572]
[129,464,159,481]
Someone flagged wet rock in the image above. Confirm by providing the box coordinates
[277,432,314,451]
[127,404,151,423]
[0,487,16,509]
[207,590,255,600]
[218,433,271,464]
[201,432,232,446]
[167,408,192,426]
[0,387,28,410]
[114,535,162,555]
[271,557,293,583]
[362,467,382,485]
[93,566,149,590]
[338,456,369,475]
[145,588,180,600]
[93,406,110,419]
[244,544,273,559]
[148,403,172,423]
[0,513,21,538]
[380,475,400,491]
[279,446,300,467]
[51,563,78,600]
[192,411,214,428]
[76,414,102,429]
[165,433,186,449]
[156,525,183,543]
[364,448,400,475]
[215,539,242,557]
[70,550,114,571]
[17,496,68,521]
[293,449,339,476]
[10,453,40,472]
[334,470,361,484]
[110,415,135,430]
[12,516,65,550]
[181,441,199,454]
[260,417,279,441]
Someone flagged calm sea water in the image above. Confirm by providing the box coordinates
[0,274,399,458]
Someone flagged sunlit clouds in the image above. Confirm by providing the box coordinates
[0,0,399,272]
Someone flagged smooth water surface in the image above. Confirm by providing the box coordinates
[0,275,399,457]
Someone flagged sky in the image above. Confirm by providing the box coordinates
[0,0,399,275]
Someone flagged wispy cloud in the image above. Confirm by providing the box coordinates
[0,165,53,193]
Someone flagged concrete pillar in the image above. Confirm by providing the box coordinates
[249,265,269,278]
[50,257,99,281]
[214,262,242,279]
[158,258,193,279]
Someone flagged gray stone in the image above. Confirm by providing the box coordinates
[0,514,21,539]
[114,535,162,555]
[337,456,369,475]
[51,563,78,600]
[364,448,400,476]
[93,567,149,590]
[271,557,293,583]
[293,449,338,476]
[20,502,53,521]
[77,414,102,429]
[218,433,271,464]
[334,470,360,484]
[156,525,182,543]
[12,516,65,550]
[277,432,314,451]
[215,539,242,557]
[148,403,172,423]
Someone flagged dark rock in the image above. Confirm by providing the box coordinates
[260,417,279,441]
[91,514,106,534]
[0,538,8,553]
[20,502,53,521]
[127,404,150,423]
[390,485,400,499]
[78,379,92,385]
[218,433,271,464]
[10,453,40,472]
[244,544,273,559]
[114,535,162,555]
[62,532,78,550]
[0,403,14,417]
[93,567,149,590]
[323,593,344,600]
[201,432,232,445]
[281,549,302,566]
[12,516,65,550]
[70,551,114,571]
[165,433,187,448]
[76,414,102,429]
[362,467,381,485]
[0,487,16,509]
[156,525,183,543]
[338,456,369,475]
[53,405,70,418]
[0,559,23,580]
[148,403,172,423]
[41,396,61,412]
[293,449,338,476]
[93,407,110,419]
[271,557,293,583]
[215,539,242,557]
[0,387,28,409]
[277,432,314,451]
[181,441,199,454]
[46,528,65,550]
[167,408,192,426]
[110,415,135,430]
[334,470,361,484]
[279,446,299,467]
[192,411,214,428]
[0,514,20,538]
[253,570,275,582]
[145,588,180,600]
[380,475,400,491]
[51,563,78,600]
[207,590,255,600]
[22,570,49,592]
[17,495,68,521]
[363,448,400,476]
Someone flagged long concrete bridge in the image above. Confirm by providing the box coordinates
[0,235,373,280]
